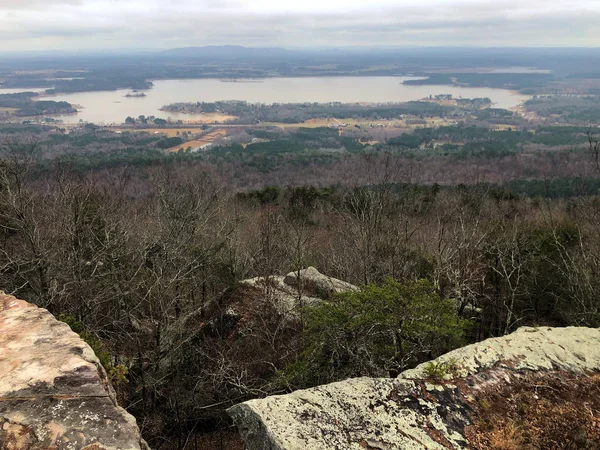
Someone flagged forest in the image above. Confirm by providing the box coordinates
[525,95,600,123]
[0,122,599,447]
[1,121,598,190]
[0,92,76,117]
[403,73,553,92]
[160,101,454,124]
[1,71,153,94]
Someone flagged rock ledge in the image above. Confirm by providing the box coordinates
[228,326,600,450]
[0,293,148,450]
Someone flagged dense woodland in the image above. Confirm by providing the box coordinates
[0,124,599,447]
[0,72,153,94]
[161,101,455,123]
[525,95,600,123]
[5,122,594,187]
[403,72,554,93]
[0,92,76,117]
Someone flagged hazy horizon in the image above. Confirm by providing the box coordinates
[1,0,599,52]
[3,44,600,55]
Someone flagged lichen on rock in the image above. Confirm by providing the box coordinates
[0,293,148,450]
[228,326,600,450]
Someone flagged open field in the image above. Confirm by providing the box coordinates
[163,113,238,124]
[261,118,359,128]
[167,140,208,152]
[167,128,227,152]
[110,127,202,137]
[262,115,454,130]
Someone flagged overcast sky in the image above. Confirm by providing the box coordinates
[1,0,599,51]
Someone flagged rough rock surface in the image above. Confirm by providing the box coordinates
[228,326,600,450]
[0,293,148,450]
[240,267,358,318]
[158,268,357,362]
[282,267,358,296]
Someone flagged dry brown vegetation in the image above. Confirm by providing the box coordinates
[466,372,600,449]
[0,129,598,448]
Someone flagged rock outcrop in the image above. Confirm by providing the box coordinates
[240,267,358,319]
[156,267,357,379]
[282,267,358,297]
[228,326,600,449]
[0,293,148,450]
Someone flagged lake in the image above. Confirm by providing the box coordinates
[45,77,530,125]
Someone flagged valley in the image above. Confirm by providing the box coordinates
[1,45,600,450]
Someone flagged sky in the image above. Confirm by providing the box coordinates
[0,0,599,51]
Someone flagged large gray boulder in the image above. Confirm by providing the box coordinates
[283,267,358,297]
[240,267,358,319]
[157,268,358,369]
[0,293,148,450]
[228,326,600,450]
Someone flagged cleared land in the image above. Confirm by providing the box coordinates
[111,127,202,137]
[167,129,227,153]
[261,116,452,129]
[162,113,237,124]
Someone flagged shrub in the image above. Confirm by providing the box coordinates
[58,314,113,372]
[423,358,460,383]
[289,278,471,387]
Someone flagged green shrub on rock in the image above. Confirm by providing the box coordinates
[289,278,471,387]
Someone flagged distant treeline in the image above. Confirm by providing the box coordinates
[0,92,76,116]
[19,123,594,176]
[404,73,553,93]
[162,101,463,123]
[0,92,38,108]
[239,177,600,205]
[525,95,600,124]
[385,125,590,158]
[1,70,152,94]
[0,123,52,134]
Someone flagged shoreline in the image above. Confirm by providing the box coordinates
[6,77,530,124]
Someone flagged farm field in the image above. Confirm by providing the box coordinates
[166,128,227,152]
[174,113,238,124]
[261,115,453,129]
[112,127,202,137]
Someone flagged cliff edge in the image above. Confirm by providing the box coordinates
[0,293,148,450]
[228,326,600,449]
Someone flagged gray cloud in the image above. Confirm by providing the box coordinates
[0,0,598,50]
[0,0,82,8]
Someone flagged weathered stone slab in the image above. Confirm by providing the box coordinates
[283,267,359,296]
[0,293,148,450]
[239,267,358,319]
[228,326,600,450]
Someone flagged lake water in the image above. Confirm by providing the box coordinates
[43,77,529,125]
